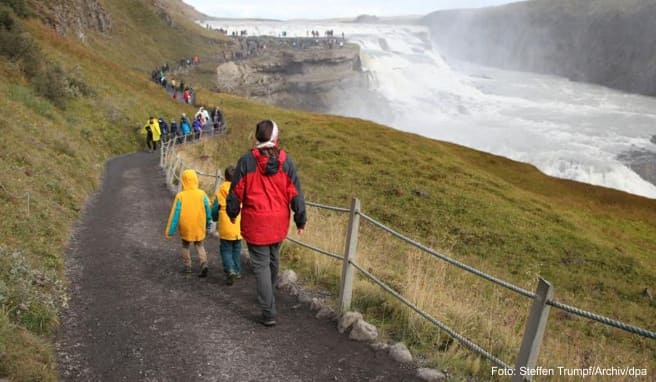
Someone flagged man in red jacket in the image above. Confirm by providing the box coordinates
[227,119,306,326]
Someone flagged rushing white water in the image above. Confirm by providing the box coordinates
[206,20,656,198]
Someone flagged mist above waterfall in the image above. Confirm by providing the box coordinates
[208,20,656,199]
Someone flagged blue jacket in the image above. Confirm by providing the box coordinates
[181,119,191,135]
[158,119,169,135]
[170,121,178,135]
[192,119,202,132]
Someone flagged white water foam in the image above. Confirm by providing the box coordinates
[207,20,656,198]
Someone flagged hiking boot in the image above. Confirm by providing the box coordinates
[226,272,236,286]
[181,265,192,274]
[258,316,276,327]
[198,264,208,278]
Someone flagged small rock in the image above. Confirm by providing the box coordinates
[417,368,446,381]
[349,319,378,342]
[413,189,430,197]
[316,306,336,320]
[643,288,653,301]
[310,298,323,311]
[370,342,389,352]
[288,284,300,296]
[298,293,313,304]
[277,269,298,289]
[389,342,413,363]
[338,311,363,334]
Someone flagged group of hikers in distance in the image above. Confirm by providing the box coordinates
[163,119,307,327]
[142,106,225,151]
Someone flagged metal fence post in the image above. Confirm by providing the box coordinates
[338,197,361,313]
[513,278,554,382]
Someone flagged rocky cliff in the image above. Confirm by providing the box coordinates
[423,0,656,96]
[29,0,112,39]
[215,37,365,111]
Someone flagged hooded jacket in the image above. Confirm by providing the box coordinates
[165,169,211,242]
[180,118,191,135]
[212,181,242,241]
[227,148,306,246]
[144,119,161,142]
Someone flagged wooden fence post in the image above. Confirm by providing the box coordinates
[513,278,554,382]
[338,197,361,314]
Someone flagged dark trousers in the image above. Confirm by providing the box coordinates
[247,243,280,320]
[146,131,154,150]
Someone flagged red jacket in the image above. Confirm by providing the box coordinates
[227,148,306,245]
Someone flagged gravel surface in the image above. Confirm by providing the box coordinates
[56,151,420,382]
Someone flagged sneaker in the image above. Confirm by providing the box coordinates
[258,316,276,327]
[198,264,208,278]
[181,265,192,274]
[235,273,242,280]
[226,272,236,286]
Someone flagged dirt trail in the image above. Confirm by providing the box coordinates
[56,151,419,381]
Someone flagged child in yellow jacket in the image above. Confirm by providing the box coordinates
[165,169,212,277]
[211,166,242,285]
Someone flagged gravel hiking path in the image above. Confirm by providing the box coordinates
[56,151,420,381]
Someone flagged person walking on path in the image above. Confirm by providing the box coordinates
[180,113,192,142]
[165,169,212,277]
[211,166,242,286]
[144,116,161,152]
[227,120,306,326]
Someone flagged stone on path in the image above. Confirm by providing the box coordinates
[417,368,447,381]
[389,342,413,363]
[349,319,378,342]
[316,306,336,320]
[338,311,362,334]
[277,269,298,289]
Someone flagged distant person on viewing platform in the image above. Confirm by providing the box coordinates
[227,119,306,326]
[165,169,212,277]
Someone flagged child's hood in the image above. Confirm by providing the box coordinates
[181,169,199,191]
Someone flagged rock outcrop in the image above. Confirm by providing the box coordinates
[34,0,112,39]
[215,37,365,111]
[423,0,656,96]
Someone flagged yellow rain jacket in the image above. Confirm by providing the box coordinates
[144,118,162,142]
[211,181,241,240]
[165,170,211,242]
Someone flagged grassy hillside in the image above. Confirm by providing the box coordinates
[0,0,654,380]
[0,0,228,380]
[180,90,656,379]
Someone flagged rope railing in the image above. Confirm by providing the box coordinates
[305,201,351,213]
[349,259,512,370]
[286,237,343,261]
[546,300,656,339]
[358,211,536,299]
